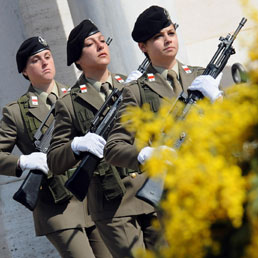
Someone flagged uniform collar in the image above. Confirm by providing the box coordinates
[144,65,174,100]
[153,61,179,80]
[85,74,113,92]
[32,82,59,106]
[74,73,124,112]
[25,84,56,125]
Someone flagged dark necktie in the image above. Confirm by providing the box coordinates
[100,82,111,99]
[47,92,57,107]
[167,70,182,96]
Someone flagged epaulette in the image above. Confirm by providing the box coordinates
[124,80,137,87]
[181,64,205,74]
[124,72,146,87]
[6,101,18,107]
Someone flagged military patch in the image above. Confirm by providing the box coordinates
[80,84,87,93]
[182,65,192,74]
[31,96,38,105]
[114,75,124,83]
[147,73,155,82]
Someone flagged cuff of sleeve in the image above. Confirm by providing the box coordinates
[211,90,224,102]
[70,141,81,159]
[16,160,23,177]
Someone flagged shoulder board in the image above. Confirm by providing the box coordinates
[125,75,145,88]
[181,64,205,74]
[6,101,18,107]
[70,82,81,94]
[17,93,29,104]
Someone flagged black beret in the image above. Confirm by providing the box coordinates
[132,5,173,42]
[67,19,99,66]
[16,36,50,73]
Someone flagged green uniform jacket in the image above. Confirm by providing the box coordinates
[104,61,204,170]
[0,82,94,236]
[47,73,155,221]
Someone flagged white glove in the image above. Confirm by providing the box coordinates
[137,146,175,165]
[19,152,49,175]
[125,70,143,83]
[188,73,223,102]
[71,132,106,158]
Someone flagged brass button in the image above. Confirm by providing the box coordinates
[130,172,137,178]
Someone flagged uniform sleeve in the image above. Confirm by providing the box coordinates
[104,85,141,170]
[0,104,21,177]
[47,96,80,174]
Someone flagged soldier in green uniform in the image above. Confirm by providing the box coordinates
[104,5,223,169]
[104,4,223,250]
[0,36,111,258]
[47,19,160,258]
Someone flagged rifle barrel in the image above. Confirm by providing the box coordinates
[231,17,247,41]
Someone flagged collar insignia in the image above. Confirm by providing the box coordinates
[182,65,192,74]
[147,73,155,82]
[61,88,67,93]
[80,84,87,93]
[31,96,38,105]
[114,75,124,83]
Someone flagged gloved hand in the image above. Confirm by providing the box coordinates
[19,152,49,175]
[188,73,223,102]
[71,132,106,158]
[125,70,143,83]
[137,146,175,165]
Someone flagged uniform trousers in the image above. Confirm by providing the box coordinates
[46,225,112,258]
[94,212,160,258]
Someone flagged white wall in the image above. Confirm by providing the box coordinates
[175,0,255,86]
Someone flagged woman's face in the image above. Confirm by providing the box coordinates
[76,32,110,71]
[23,49,56,87]
[139,24,179,67]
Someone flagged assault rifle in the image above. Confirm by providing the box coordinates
[64,35,155,201]
[136,17,247,207]
[13,104,55,211]
[65,25,179,201]
[65,88,123,201]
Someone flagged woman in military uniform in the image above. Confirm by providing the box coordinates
[104,5,223,172]
[47,19,160,258]
[103,4,223,253]
[0,36,110,258]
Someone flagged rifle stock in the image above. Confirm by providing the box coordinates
[13,170,44,211]
[137,17,247,207]
[65,154,100,201]
[13,104,55,211]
